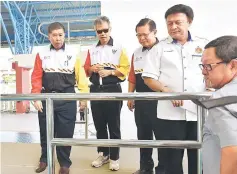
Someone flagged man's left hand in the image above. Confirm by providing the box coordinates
[79,101,87,111]
[98,70,112,78]
[162,86,183,107]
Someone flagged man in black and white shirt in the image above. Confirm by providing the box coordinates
[128,18,164,174]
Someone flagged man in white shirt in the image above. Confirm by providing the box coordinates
[142,4,208,174]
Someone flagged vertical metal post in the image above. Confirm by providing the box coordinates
[46,98,55,174]
[85,107,88,139]
[202,108,208,127]
[67,21,70,44]
[197,105,203,174]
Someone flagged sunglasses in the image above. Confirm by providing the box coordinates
[96,29,109,34]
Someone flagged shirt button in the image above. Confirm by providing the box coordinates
[184,78,187,80]
[183,56,185,59]
[184,89,187,91]
[184,67,187,69]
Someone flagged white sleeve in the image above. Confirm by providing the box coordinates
[181,101,197,114]
[142,45,161,80]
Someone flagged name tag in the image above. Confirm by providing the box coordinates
[192,54,202,60]
[164,49,174,52]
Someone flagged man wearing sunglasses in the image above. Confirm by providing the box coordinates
[142,4,208,174]
[127,18,164,174]
[84,16,130,171]
[200,36,237,174]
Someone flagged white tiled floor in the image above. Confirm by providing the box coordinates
[1,143,141,174]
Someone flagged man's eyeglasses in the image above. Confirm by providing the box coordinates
[136,32,151,38]
[199,61,227,71]
[96,29,109,34]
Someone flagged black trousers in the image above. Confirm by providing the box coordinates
[135,100,157,171]
[90,84,122,160]
[152,118,197,174]
[38,99,76,168]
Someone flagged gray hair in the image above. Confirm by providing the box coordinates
[94,16,111,27]
[205,36,237,62]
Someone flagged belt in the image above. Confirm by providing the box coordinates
[43,90,60,93]
[91,83,120,89]
[42,88,62,93]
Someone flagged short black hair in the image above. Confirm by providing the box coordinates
[205,36,237,62]
[135,18,156,32]
[48,22,65,34]
[165,4,194,22]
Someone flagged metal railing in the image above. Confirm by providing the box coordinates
[1,92,212,174]
[75,107,89,139]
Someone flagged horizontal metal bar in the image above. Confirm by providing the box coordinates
[201,96,237,109]
[35,5,101,12]
[39,19,96,25]
[70,29,95,32]
[34,13,99,19]
[27,1,67,5]
[51,138,201,149]
[27,1,101,5]
[0,92,212,101]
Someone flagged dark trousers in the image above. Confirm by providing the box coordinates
[90,84,122,160]
[152,119,197,174]
[38,100,77,167]
[135,100,157,171]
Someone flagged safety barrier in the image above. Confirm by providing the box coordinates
[1,92,212,174]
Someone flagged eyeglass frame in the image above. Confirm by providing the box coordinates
[199,61,228,71]
[136,30,155,38]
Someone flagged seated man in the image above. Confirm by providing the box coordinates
[200,35,237,174]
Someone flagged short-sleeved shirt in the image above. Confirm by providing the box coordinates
[128,38,159,92]
[84,37,130,85]
[204,77,237,147]
[142,33,208,121]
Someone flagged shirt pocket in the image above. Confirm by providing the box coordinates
[190,54,202,73]
[162,51,181,68]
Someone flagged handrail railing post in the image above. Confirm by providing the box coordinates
[197,105,203,174]
[46,98,55,174]
[85,107,88,139]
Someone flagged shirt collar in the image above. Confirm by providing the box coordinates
[167,31,195,44]
[142,37,159,52]
[50,43,65,51]
[230,76,237,84]
[96,37,113,47]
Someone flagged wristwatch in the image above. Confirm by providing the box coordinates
[111,70,115,76]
